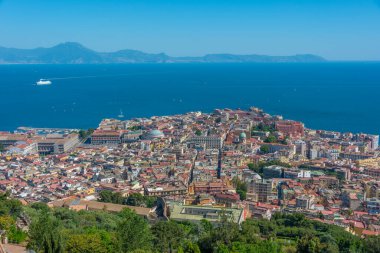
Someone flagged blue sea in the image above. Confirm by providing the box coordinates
[1,63,380,134]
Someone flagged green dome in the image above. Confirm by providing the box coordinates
[240,132,247,139]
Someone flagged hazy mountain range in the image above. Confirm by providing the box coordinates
[0,42,326,64]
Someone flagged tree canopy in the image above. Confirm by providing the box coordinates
[1,194,377,253]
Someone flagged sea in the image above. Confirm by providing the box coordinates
[1,62,380,134]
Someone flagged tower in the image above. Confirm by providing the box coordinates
[217,148,222,179]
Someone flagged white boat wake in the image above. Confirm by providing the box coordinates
[47,71,168,81]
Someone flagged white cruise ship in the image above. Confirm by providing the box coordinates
[36,79,52,85]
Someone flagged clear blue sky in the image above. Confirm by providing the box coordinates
[1,0,380,60]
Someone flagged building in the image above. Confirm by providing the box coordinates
[249,204,273,220]
[91,130,122,145]
[217,148,222,179]
[296,195,314,209]
[37,133,80,155]
[275,120,304,137]
[364,182,380,199]
[319,131,340,139]
[169,203,245,224]
[263,165,283,179]
[267,143,296,155]
[249,179,273,203]
[356,158,380,168]
[5,140,37,155]
[366,198,380,215]
[189,181,230,195]
[188,136,223,149]
[369,135,379,150]
[317,176,339,189]
[339,152,373,161]
[309,148,319,160]
[142,129,165,140]
[121,130,142,143]
[363,167,380,178]
[214,193,240,207]
[336,168,351,181]
[342,192,361,210]
[283,168,311,179]
[0,133,28,148]
[144,180,187,197]
[294,140,307,156]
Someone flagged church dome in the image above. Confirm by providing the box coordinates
[240,132,247,139]
[146,129,164,139]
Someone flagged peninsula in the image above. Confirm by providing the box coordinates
[0,42,326,64]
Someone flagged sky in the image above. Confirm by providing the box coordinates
[0,0,380,60]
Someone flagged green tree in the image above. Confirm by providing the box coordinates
[230,240,281,253]
[199,211,240,252]
[200,219,213,235]
[318,233,339,253]
[65,233,109,253]
[180,240,201,253]
[126,193,143,206]
[128,126,141,131]
[264,135,277,143]
[282,245,297,253]
[321,243,339,253]
[0,215,14,232]
[215,244,230,253]
[152,221,185,253]
[195,129,202,136]
[0,195,23,217]
[280,136,289,145]
[0,143,4,152]
[363,236,380,253]
[260,145,270,154]
[248,160,291,176]
[8,225,27,243]
[252,123,276,133]
[17,196,369,253]
[30,202,51,213]
[297,235,322,253]
[247,163,260,174]
[126,193,157,208]
[78,128,95,140]
[78,130,87,139]
[117,208,152,252]
[0,214,26,243]
[27,211,64,253]
[232,177,247,200]
[99,190,124,204]
[240,219,260,244]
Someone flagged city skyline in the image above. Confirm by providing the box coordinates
[2,1,380,252]
[0,0,380,61]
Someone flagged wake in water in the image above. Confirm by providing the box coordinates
[46,71,168,81]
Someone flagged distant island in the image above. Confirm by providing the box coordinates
[0,42,326,64]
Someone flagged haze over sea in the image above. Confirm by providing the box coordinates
[1,63,379,134]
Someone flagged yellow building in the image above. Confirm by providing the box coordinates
[356,157,380,168]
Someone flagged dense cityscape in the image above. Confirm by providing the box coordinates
[1,107,380,252]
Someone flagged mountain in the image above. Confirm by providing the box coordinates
[0,42,326,64]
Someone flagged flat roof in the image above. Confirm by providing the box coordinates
[170,204,243,224]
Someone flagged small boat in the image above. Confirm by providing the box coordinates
[36,79,52,85]
[118,109,124,118]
